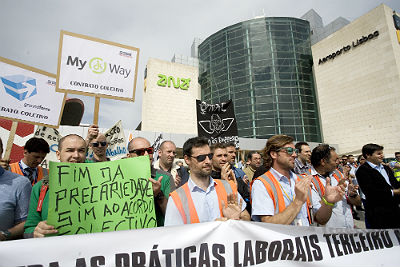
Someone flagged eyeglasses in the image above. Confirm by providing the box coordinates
[190,153,213,162]
[129,147,154,156]
[276,147,299,155]
[91,141,107,147]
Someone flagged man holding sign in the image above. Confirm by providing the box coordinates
[24,134,87,237]
[86,124,109,162]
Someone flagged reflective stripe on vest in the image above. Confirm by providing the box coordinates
[10,162,47,185]
[392,161,400,181]
[254,170,312,224]
[170,179,237,224]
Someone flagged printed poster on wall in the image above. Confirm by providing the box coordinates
[196,99,239,148]
[0,57,66,127]
[56,30,139,101]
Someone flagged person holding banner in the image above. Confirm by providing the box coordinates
[0,137,32,241]
[164,137,250,225]
[127,137,175,226]
[251,135,345,226]
[85,124,110,162]
[9,137,50,185]
[24,134,87,237]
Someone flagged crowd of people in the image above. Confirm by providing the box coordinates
[1,125,400,242]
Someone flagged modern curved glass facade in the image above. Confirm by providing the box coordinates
[198,17,322,142]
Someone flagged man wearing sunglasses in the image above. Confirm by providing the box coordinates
[86,125,109,163]
[251,135,345,226]
[164,137,250,226]
[127,137,175,226]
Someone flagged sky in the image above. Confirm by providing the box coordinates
[1,0,399,130]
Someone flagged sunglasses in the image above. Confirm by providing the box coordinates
[129,147,154,156]
[190,153,213,162]
[91,141,107,147]
[276,147,299,155]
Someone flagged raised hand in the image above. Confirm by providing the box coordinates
[324,177,345,204]
[149,176,163,196]
[221,193,242,220]
[294,175,312,204]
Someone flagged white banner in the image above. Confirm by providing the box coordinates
[104,120,127,160]
[0,221,399,267]
[0,57,65,126]
[57,31,139,100]
[34,125,62,169]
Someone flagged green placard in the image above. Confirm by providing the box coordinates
[47,156,156,235]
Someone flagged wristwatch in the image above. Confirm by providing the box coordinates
[0,230,11,240]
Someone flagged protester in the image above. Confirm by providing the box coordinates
[243,151,262,182]
[9,137,49,185]
[153,140,182,187]
[309,144,360,228]
[337,155,348,173]
[164,137,250,225]
[24,134,87,237]
[293,141,312,175]
[389,152,400,182]
[251,135,345,226]
[85,124,110,162]
[210,143,251,214]
[127,137,175,226]
[0,137,32,241]
[356,144,400,229]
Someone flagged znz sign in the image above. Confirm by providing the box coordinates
[157,74,190,90]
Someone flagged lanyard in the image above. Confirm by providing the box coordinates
[278,179,294,202]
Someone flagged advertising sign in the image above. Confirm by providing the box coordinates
[47,157,155,235]
[0,57,66,127]
[56,31,139,101]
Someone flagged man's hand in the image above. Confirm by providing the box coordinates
[33,221,57,238]
[324,177,345,204]
[221,163,237,185]
[0,159,10,170]
[174,173,181,187]
[221,193,242,220]
[86,124,99,143]
[294,175,312,204]
[347,182,359,197]
[243,175,250,185]
[149,176,163,196]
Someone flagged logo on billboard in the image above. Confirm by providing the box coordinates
[1,75,37,101]
[157,74,191,90]
[89,57,107,74]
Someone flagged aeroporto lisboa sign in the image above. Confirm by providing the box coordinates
[157,74,191,90]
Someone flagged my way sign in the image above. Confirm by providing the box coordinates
[47,156,156,236]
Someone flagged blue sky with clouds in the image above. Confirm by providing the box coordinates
[1,0,399,130]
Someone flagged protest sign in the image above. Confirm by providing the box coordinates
[196,99,239,148]
[34,125,62,169]
[1,220,399,267]
[0,57,66,127]
[47,157,155,235]
[56,30,139,101]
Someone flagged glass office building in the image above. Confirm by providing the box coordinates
[198,17,322,142]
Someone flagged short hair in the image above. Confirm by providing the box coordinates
[210,143,226,153]
[341,155,348,158]
[225,142,236,148]
[247,151,260,161]
[348,154,354,158]
[183,137,209,157]
[58,134,85,151]
[127,137,149,151]
[160,140,175,150]
[311,144,336,168]
[262,135,294,169]
[357,154,365,162]
[24,137,50,153]
[362,143,384,159]
[395,152,400,156]
[295,142,309,153]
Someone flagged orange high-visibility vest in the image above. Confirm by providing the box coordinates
[10,162,48,185]
[170,179,238,224]
[311,169,343,198]
[252,170,313,224]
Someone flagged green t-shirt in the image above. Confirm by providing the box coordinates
[24,180,49,234]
